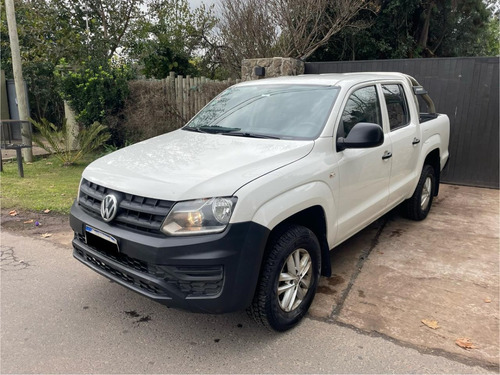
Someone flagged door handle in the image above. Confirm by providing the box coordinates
[412,138,421,145]
[382,151,392,160]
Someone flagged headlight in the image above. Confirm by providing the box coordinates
[161,197,237,236]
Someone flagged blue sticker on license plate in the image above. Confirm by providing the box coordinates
[85,225,118,245]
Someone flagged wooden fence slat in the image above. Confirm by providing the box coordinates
[189,76,195,119]
[182,76,188,120]
[195,77,200,114]
[169,71,175,104]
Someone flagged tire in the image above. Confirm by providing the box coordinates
[404,164,435,221]
[247,224,321,332]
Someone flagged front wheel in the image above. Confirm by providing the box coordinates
[404,164,436,221]
[248,224,321,332]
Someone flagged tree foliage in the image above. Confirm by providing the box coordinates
[1,0,218,126]
[311,0,499,61]
[53,0,145,63]
[57,61,131,131]
[216,0,379,77]
[1,0,142,124]
[215,0,278,76]
[129,0,217,78]
[0,0,80,123]
[2,0,498,148]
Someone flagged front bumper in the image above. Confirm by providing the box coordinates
[70,202,269,313]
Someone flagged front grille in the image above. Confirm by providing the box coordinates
[78,178,174,233]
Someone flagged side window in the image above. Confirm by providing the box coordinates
[339,86,382,138]
[382,84,410,131]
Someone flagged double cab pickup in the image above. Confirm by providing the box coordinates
[70,72,450,331]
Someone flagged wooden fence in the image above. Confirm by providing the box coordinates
[119,73,241,143]
[160,72,240,121]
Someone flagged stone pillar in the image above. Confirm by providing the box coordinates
[56,65,79,150]
[241,57,305,81]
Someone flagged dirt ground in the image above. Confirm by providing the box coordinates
[1,209,73,247]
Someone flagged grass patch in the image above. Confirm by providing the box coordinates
[1,154,94,214]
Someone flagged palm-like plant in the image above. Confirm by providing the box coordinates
[30,118,110,166]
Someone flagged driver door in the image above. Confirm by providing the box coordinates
[335,85,392,244]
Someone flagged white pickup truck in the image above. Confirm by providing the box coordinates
[70,72,450,331]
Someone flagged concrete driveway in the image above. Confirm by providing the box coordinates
[309,184,499,367]
[1,184,498,373]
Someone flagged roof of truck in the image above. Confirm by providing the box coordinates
[236,72,411,88]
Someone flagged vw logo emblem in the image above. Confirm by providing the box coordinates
[101,194,118,222]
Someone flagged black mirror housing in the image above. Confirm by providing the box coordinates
[337,122,384,151]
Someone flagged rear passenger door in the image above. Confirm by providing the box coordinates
[381,84,421,206]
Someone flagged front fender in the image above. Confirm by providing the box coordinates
[251,181,337,245]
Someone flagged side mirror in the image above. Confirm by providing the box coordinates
[337,122,384,151]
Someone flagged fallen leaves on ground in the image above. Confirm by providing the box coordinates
[421,319,440,330]
[40,233,52,238]
[455,338,477,350]
[23,219,34,224]
[9,210,18,216]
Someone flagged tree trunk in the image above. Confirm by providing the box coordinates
[418,1,434,51]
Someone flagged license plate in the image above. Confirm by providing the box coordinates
[85,225,119,252]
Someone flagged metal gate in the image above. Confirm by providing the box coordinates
[305,57,499,189]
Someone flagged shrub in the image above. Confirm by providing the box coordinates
[57,61,132,129]
[30,118,111,166]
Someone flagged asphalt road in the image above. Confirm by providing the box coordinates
[0,230,494,374]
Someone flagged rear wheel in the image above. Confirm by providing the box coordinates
[404,164,435,221]
[248,224,320,332]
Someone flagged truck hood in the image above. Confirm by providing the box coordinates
[83,129,314,201]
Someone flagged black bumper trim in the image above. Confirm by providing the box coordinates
[70,201,270,313]
[74,240,179,300]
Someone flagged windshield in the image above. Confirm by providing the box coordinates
[183,84,340,140]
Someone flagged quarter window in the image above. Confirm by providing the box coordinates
[339,86,382,138]
[382,84,410,131]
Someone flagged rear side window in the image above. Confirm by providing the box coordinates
[339,86,381,138]
[382,84,410,131]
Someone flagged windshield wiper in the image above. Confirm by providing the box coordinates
[183,127,208,133]
[222,131,280,139]
[184,125,241,134]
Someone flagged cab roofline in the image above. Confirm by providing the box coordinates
[234,72,411,89]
